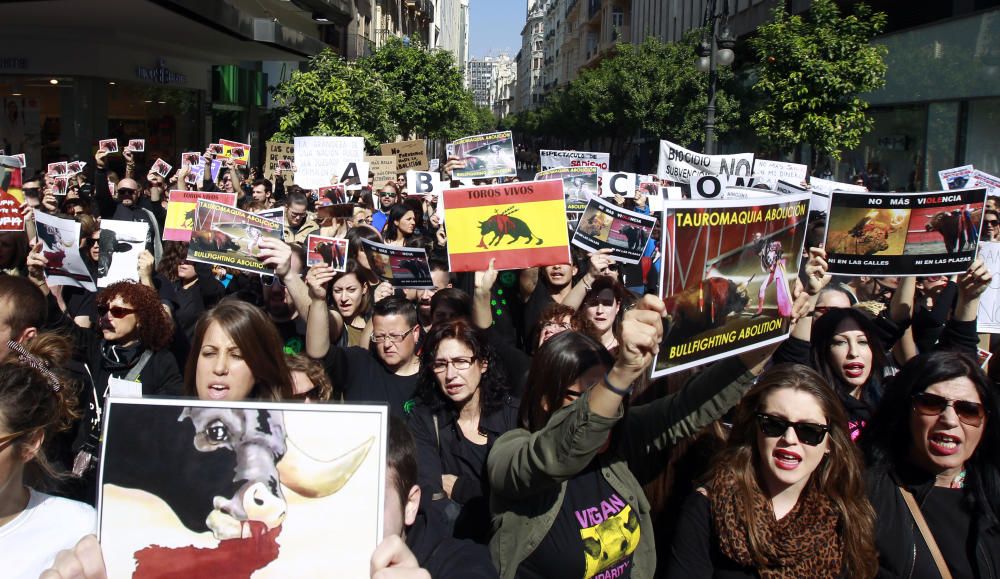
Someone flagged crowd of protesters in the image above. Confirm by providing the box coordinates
[0,141,997,579]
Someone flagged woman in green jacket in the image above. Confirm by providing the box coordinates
[487,295,775,579]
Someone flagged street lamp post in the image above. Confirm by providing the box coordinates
[694,0,735,155]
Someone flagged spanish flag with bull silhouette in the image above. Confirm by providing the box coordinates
[442,179,571,272]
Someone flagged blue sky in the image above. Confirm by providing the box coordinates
[469,0,527,59]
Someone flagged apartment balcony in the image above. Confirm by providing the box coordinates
[587,0,601,22]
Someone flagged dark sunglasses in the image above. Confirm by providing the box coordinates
[82,237,100,248]
[98,305,137,319]
[756,413,830,446]
[117,187,136,195]
[912,392,987,427]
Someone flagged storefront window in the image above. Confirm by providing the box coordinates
[966,98,1000,176]
[849,105,927,191]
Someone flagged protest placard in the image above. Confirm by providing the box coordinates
[807,176,866,213]
[12,154,25,169]
[334,161,369,190]
[126,139,144,152]
[938,165,975,190]
[538,150,611,172]
[164,191,237,242]
[973,169,1000,196]
[48,162,68,177]
[317,185,348,206]
[366,155,397,188]
[264,141,295,183]
[151,158,172,178]
[0,186,24,231]
[446,131,516,180]
[35,211,94,291]
[181,152,201,168]
[752,159,808,186]
[656,138,754,184]
[186,200,283,275]
[653,193,811,377]
[535,166,599,212]
[306,235,349,271]
[255,207,285,223]
[406,170,442,197]
[600,171,637,198]
[96,220,149,288]
[976,241,1000,334]
[571,196,656,264]
[824,188,986,276]
[219,139,250,166]
[295,136,365,190]
[361,239,433,288]
[379,139,428,171]
[99,139,119,153]
[52,178,68,196]
[98,397,386,578]
[441,180,570,272]
[67,161,86,176]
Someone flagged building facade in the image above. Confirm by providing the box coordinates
[490,55,518,119]
[467,58,497,108]
[516,0,547,112]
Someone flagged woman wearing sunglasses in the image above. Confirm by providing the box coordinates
[860,351,1000,577]
[0,340,96,578]
[667,364,877,578]
[409,318,516,544]
[488,296,775,578]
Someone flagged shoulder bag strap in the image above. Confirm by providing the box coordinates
[430,414,447,501]
[898,485,953,579]
[124,350,154,382]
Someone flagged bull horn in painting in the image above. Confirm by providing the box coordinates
[277,436,375,498]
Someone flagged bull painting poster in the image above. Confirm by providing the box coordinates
[571,196,656,264]
[164,191,238,242]
[441,179,571,272]
[653,194,811,377]
[306,234,348,271]
[34,210,95,291]
[446,131,516,180]
[97,219,149,288]
[360,238,433,289]
[824,188,986,276]
[535,166,599,212]
[98,398,387,578]
[187,200,284,276]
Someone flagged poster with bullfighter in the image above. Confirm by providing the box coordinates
[445,130,516,180]
[186,200,284,276]
[164,191,238,242]
[571,196,656,264]
[360,238,434,289]
[653,193,811,377]
[441,179,571,272]
[98,398,387,578]
[824,188,986,276]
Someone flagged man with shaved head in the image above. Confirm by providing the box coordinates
[94,146,162,263]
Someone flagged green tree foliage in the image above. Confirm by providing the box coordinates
[361,37,476,142]
[750,0,887,162]
[270,49,395,149]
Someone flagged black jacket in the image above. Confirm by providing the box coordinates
[867,464,1000,578]
[406,501,498,579]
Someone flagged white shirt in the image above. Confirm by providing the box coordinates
[0,488,96,578]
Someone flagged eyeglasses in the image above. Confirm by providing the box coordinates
[432,357,475,373]
[98,305,137,319]
[370,327,416,344]
[379,192,396,198]
[985,220,999,227]
[756,413,830,446]
[912,392,987,427]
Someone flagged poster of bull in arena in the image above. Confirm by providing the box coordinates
[360,238,434,288]
[824,188,986,276]
[571,196,656,264]
[97,398,386,578]
[652,194,811,377]
[306,234,348,271]
[446,130,516,180]
[187,200,284,276]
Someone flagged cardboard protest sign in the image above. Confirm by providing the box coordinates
[600,171,637,198]
[656,139,754,184]
[295,137,365,190]
[692,175,779,201]
[164,191,237,242]
[335,161,369,190]
[939,165,975,190]
[653,193,811,377]
[538,150,611,173]
[218,139,250,166]
[264,141,295,183]
[752,159,808,186]
[446,131,516,180]
[535,166,599,212]
[97,398,386,578]
[35,211,94,291]
[441,180,571,272]
[976,241,1000,334]
[306,235,349,271]
[96,220,149,288]
[406,170,442,197]
[361,239,433,288]
[380,139,427,171]
[571,196,656,264]
[126,139,144,152]
[973,169,1000,197]
[186,200,283,275]
[366,155,397,188]
[99,139,119,153]
[0,186,24,231]
[151,158,172,178]
[824,188,986,276]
